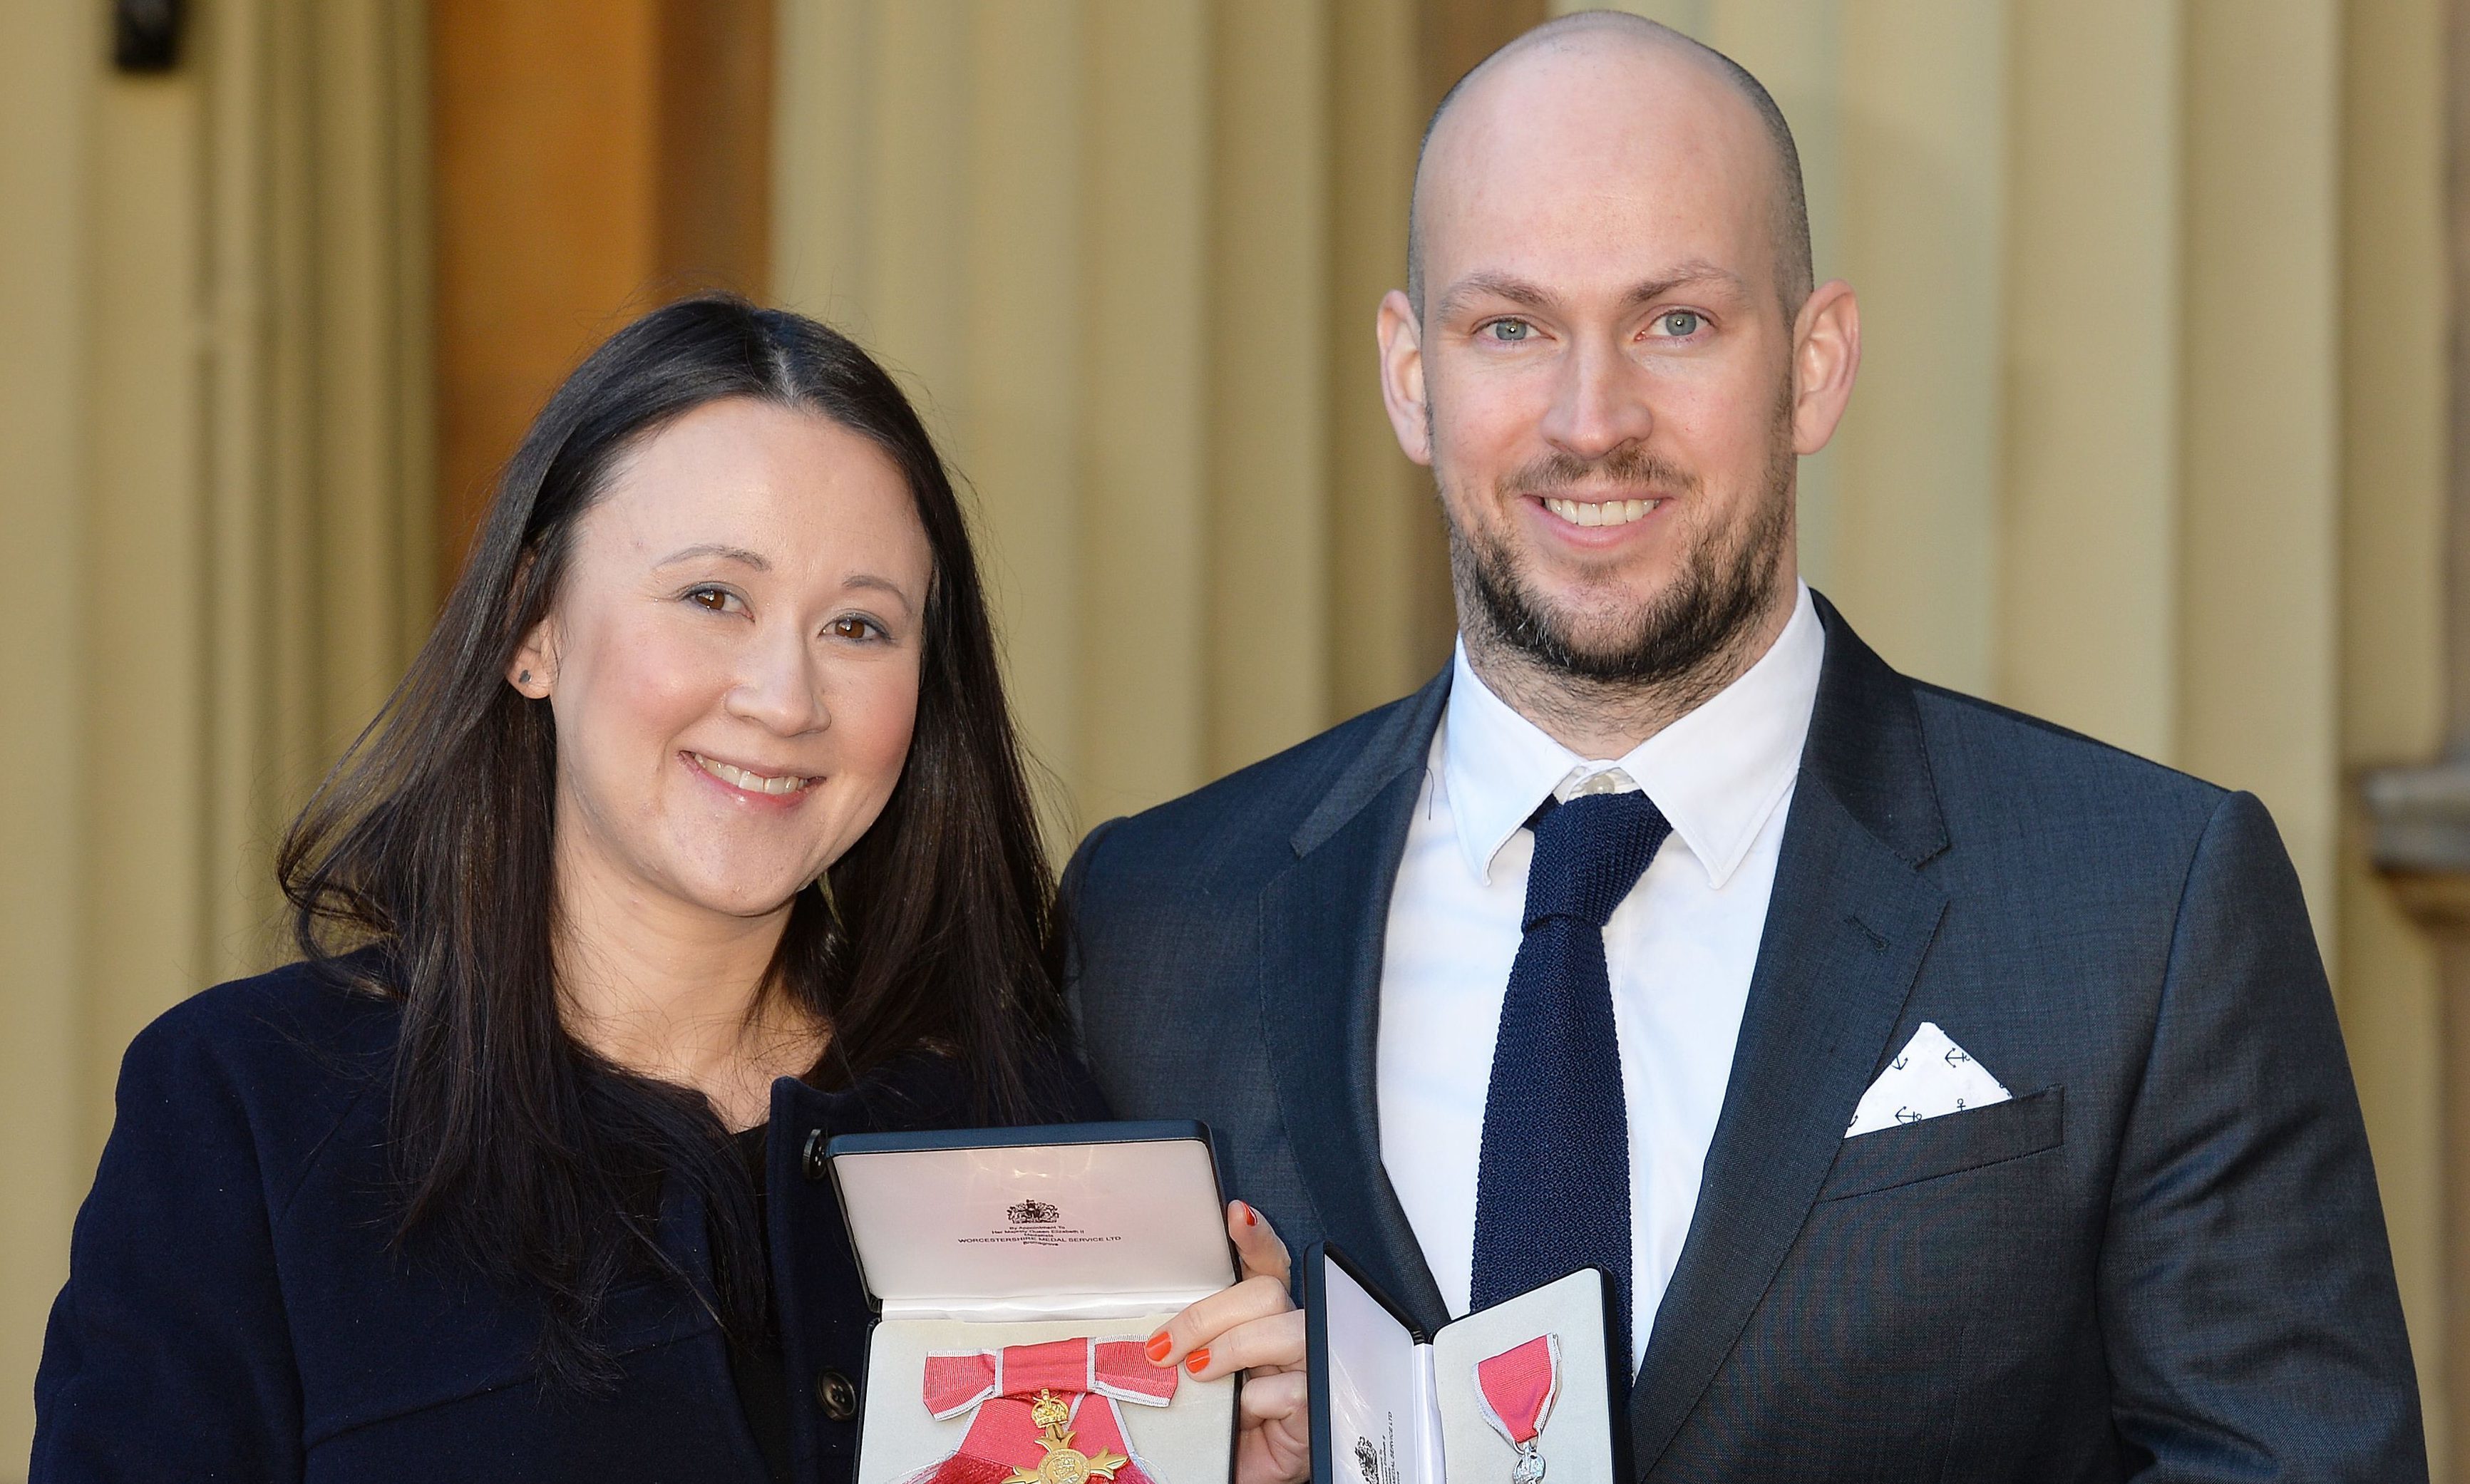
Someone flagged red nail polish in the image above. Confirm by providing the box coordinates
[1146,1331,1173,1365]
[1240,1202,1257,1227]
[1186,1347,1211,1375]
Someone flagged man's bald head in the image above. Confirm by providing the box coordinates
[1406,11,1813,322]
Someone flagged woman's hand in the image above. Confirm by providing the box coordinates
[1144,1201,1309,1484]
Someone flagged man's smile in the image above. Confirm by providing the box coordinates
[1540,495,1663,527]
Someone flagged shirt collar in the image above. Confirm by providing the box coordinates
[1439,582,1826,890]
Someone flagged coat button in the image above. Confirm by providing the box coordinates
[814,1367,859,1421]
[802,1127,828,1182]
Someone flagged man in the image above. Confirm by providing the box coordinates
[1065,13,2422,1479]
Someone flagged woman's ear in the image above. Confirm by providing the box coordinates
[507,617,557,698]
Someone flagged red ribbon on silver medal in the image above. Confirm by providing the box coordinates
[1473,1334,1561,1484]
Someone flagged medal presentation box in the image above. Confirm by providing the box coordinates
[1305,1244,1623,1484]
[828,1122,1239,1484]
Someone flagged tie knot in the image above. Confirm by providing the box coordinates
[1522,790,1672,930]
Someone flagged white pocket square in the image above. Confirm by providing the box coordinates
[1845,1022,2012,1138]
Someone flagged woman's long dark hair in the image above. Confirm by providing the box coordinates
[277,297,1066,1386]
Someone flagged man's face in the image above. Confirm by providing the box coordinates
[1382,42,1845,684]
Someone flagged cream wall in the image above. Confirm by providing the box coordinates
[1589,0,2449,1464]
[0,1,431,1470]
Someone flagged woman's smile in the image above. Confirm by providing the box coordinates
[684,749,818,799]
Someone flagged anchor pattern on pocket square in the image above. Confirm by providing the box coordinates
[1844,1022,2012,1138]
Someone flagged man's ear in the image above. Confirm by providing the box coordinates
[1789,279,1861,456]
[1377,289,1434,468]
[507,616,557,699]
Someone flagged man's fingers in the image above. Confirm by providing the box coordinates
[1148,1274,1292,1368]
[1235,1389,1314,1484]
[1181,1309,1305,1381]
[1228,1201,1292,1287]
[1235,1366,1308,1426]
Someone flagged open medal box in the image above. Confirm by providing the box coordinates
[827,1122,1238,1484]
[1305,1244,1624,1484]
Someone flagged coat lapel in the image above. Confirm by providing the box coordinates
[1261,670,1453,1332]
[1626,597,1952,1473]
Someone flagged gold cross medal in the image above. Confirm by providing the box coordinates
[1009,1389,1128,1484]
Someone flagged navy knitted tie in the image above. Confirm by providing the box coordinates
[1471,788,1671,1376]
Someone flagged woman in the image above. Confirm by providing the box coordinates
[31,299,1306,1483]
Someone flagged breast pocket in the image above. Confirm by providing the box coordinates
[1816,1084,2065,1202]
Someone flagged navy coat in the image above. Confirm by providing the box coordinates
[1064,594,2427,1480]
[32,960,1099,1482]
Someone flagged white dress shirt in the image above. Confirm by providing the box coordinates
[1374,582,1825,1372]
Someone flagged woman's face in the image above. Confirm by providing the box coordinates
[510,397,932,925]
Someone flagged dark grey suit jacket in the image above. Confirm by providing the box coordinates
[1061,595,2423,1481]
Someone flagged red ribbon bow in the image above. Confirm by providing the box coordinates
[902,1336,1179,1484]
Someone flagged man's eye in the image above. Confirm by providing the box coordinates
[1486,319,1533,342]
[1655,310,1705,337]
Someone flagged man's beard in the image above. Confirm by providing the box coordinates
[1444,390,1796,690]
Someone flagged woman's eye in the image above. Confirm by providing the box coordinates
[686,586,736,612]
[1655,310,1705,338]
[830,616,879,641]
[1486,319,1533,343]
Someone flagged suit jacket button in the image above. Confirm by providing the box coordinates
[814,1367,860,1421]
[802,1127,828,1182]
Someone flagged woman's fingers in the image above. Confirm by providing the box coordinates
[1180,1308,1304,1382]
[1154,1201,1305,1484]
[1146,1273,1292,1369]
[1227,1200,1292,1287]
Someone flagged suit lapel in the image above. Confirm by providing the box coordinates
[1261,671,1453,1332]
[1626,597,1952,1473]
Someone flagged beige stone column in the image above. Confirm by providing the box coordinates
[2000,0,2183,762]
[2340,0,2450,1457]
[2178,0,2345,950]
[1332,0,1453,720]
[1206,0,1334,777]
[2366,0,2470,1469]
[0,2,430,1465]
[0,4,103,1470]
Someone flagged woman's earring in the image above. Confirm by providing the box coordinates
[519,671,531,684]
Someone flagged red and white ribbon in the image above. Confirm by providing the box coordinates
[1473,1334,1561,1484]
[902,1336,1178,1484]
